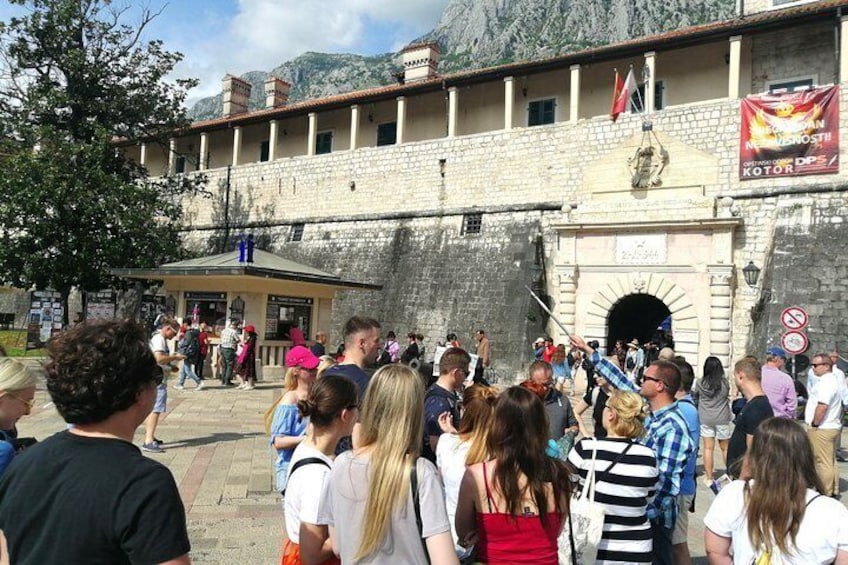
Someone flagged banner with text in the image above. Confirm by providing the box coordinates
[740,85,839,179]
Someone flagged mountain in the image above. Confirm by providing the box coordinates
[187,0,736,122]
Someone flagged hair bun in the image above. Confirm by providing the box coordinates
[297,398,314,418]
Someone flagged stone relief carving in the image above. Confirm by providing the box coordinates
[616,234,667,265]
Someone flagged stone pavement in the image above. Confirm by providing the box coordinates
[13,364,848,564]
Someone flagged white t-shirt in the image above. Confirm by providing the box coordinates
[704,480,848,564]
[805,372,843,429]
[284,444,333,544]
[435,434,471,553]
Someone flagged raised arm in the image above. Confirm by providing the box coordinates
[570,335,637,393]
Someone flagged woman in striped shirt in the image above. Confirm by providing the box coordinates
[567,390,659,564]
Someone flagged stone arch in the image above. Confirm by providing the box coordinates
[584,271,700,362]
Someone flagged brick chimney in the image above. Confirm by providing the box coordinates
[222,74,252,117]
[264,77,291,109]
[402,42,440,84]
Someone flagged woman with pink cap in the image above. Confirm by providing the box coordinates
[265,345,321,497]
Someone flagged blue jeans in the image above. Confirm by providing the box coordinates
[178,361,201,386]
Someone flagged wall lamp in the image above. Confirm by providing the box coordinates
[742,261,760,287]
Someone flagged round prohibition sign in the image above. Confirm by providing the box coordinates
[781,330,809,355]
[780,306,809,331]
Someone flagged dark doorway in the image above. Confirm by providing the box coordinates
[607,294,672,349]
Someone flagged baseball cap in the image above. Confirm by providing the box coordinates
[285,345,320,369]
[243,324,256,334]
[534,337,545,345]
[766,346,786,358]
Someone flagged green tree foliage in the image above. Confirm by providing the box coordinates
[0,0,208,318]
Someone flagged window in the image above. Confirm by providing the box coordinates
[315,131,333,155]
[174,155,186,174]
[767,77,815,94]
[377,122,397,146]
[461,213,482,235]
[528,99,556,126]
[289,223,304,242]
[631,81,664,112]
[259,140,270,162]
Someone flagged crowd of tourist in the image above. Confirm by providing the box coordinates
[0,316,846,564]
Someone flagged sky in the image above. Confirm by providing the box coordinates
[0,0,450,105]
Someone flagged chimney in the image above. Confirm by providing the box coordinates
[222,74,252,117]
[401,42,440,84]
[264,77,291,109]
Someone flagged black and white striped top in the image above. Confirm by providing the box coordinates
[567,437,659,565]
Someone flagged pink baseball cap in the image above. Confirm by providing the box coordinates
[285,345,320,369]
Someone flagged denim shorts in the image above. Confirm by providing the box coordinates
[153,383,167,413]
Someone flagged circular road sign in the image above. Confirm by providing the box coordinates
[780,306,809,331]
[781,330,809,355]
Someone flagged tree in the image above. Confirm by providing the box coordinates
[0,0,208,322]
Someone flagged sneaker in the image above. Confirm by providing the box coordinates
[196,382,205,391]
[142,442,165,453]
[173,384,185,391]
[243,384,255,390]
[237,383,247,390]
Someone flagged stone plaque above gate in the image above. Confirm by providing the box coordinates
[616,234,667,265]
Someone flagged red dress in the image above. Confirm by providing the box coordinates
[475,461,561,564]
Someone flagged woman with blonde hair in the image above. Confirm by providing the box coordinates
[455,386,571,564]
[567,390,658,564]
[316,364,458,564]
[316,355,337,379]
[266,345,320,496]
[705,417,848,564]
[0,358,38,476]
[436,384,499,560]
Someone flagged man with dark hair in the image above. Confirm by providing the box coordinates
[322,316,381,398]
[400,332,420,365]
[727,357,772,478]
[571,335,693,565]
[422,348,471,463]
[0,320,191,565]
[473,329,491,384]
[144,317,184,453]
[671,356,700,565]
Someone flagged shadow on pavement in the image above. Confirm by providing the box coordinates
[169,431,265,448]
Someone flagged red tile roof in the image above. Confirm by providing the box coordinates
[185,0,848,133]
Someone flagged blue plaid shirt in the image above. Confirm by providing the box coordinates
[591,351,694,530]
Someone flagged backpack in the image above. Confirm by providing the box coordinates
[376,349,392,367]
[626,357,636,370]
[282,457,331,496]
[180,329,200,359]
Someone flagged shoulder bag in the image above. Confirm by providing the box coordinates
[558,438,606,565]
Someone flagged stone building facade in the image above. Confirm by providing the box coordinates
[112,0,848,378]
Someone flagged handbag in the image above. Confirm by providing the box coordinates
[558,439,606,565]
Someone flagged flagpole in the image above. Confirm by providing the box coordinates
[524,285,572,339]
[630,64,647,115]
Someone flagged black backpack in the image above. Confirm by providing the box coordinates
[180,329,200,359]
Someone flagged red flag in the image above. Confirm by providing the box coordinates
[610,69,637,122]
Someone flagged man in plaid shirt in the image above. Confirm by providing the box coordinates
[572,335,693,565]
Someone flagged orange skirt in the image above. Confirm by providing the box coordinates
[282,539,340,565]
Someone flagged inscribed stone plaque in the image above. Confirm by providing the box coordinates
[616,234,667,265]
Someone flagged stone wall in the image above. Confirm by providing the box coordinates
[750,20,837,94]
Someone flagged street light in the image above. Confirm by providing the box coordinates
[742,261,761,287]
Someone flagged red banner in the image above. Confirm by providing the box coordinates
[739,85,839,179]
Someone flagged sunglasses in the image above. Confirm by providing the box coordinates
[638,375,665,386]
[810,363,830,368]
[3,392,34,410]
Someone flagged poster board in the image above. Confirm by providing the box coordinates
[85,290,117,321]
[26,290,64,350]
[432,345,479,378]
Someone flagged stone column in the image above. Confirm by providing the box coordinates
[447,87,458,138]
[396,96,407,144]
[569,65,580,123]
[555,266,578,345]
[139,143,147,167]
[503,77,515,130]
[268,121,278,161]
[350,105,360,150]
[231,126,242,166]
[709,268,734,370]
[841,17,848,82]
[307,112,317,156]
[644,51,656,114]
[198,133,208,171]
[167,138,176,176]
[728,35,742,99]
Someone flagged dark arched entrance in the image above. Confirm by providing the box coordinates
[606,294,671,349]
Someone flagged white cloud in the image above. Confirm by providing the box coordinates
[174,0,449,104]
